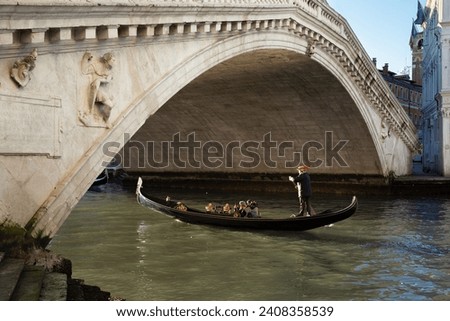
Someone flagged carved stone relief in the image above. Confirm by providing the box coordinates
[10,48,38,87]
[442,106,450,118]
[79,51,115,128]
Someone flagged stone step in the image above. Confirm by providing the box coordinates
[10,265,46,301]
[0,257,25,301]
[0,251,108,300]
[39,272,68,301]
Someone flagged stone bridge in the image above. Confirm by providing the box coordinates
[0,0,419,247]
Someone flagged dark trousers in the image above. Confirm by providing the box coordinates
[299,196,312,216]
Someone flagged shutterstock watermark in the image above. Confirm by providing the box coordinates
[102,131,349,169]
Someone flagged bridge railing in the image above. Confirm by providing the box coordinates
[0,0,344,47]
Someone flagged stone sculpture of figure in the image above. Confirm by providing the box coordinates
[80,51,115,128]
[10,48,38,87]
[381,117,391,142]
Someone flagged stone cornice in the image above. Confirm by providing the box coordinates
[0,8,294,30]
[0,0,292,6]
[0,1,337,29]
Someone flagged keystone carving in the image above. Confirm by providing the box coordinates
[79,52,115,128]
[10,48,38,87]
[306,40,316,57]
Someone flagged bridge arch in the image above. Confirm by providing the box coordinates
[122,31,390,176]
[30,30,405,238]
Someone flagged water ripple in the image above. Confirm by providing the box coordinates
[49,186,450,301]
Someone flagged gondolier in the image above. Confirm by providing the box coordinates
[289,165,312,216]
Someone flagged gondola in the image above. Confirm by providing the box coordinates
[92,169,108,186]
[88,169,109,191]
[136,177,357,231]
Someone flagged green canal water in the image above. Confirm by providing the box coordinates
[49,183,450,301]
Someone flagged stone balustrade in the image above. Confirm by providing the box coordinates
[0,1,342,45]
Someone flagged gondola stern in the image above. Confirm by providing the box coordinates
[352,195,358,213]
[136,177,143,193]
[136,177,145,205]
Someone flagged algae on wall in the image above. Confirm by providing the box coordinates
[0,221,50,257]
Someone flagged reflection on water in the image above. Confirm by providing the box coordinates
[49,184,450,301]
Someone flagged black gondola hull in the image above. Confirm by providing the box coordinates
[136,179,357,231]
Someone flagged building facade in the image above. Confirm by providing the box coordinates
[378,62,422,129]
[421,0,450,176]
